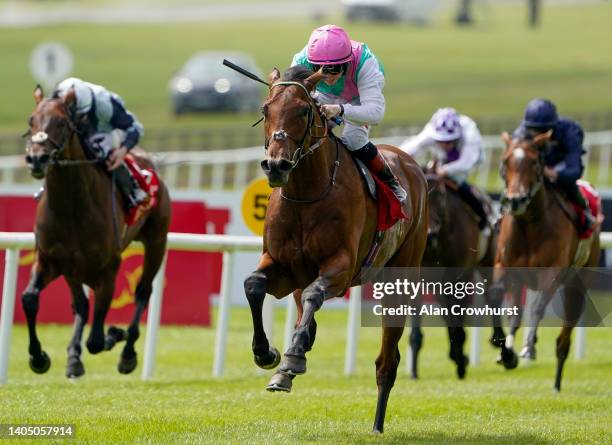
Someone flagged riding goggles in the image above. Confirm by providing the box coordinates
[312,63,347,75]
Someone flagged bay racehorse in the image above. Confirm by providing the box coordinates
[409,167,499,379]
[491,130,601,390]
[22,85,171,378]
[243,66,428,433]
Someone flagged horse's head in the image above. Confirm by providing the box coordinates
[500,129,552,215]
[424,168,447,249]
[25,85,78,179]
[259,66,326,187]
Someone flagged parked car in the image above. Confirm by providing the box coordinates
[342,0,441,24]
[169,51,263,115]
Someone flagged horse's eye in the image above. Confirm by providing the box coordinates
[28,116,33,127]
[260,105,267,116]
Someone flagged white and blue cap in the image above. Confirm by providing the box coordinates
[55,77,93,115]
[430,107,462,142]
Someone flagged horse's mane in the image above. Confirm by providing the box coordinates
[282,66,314,82]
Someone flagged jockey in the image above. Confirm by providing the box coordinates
[400,108,488,230]
[291,24,407,204]
[54,77,147,209]
[514,98,594,233]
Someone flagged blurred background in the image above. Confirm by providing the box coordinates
[1,0,611,155]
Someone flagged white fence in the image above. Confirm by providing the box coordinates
[1,231,611,385]
[2,130,612,192]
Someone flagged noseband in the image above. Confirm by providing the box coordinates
[500,144,544,212]
[264,81,329,171]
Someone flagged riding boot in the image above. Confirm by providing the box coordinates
[354,142,407,204]
[568,183,595,234]
[457,181,487,230]
[113,164,139,209]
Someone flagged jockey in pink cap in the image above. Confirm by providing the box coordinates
[291,24,406,203]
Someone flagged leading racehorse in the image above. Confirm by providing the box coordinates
[244,66,428,433]
[491,130,601,390]
[22,86,171,378]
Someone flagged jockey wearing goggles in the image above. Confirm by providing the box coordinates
[401,108,488,231]
[291,24,406,204]
[54,77,148,209]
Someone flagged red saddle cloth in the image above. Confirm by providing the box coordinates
[124,154,161,226]
[573,180,601,239]
[370,175,408,231]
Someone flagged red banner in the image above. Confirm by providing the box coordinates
[0,195,229,326]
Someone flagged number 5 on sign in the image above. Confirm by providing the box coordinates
[241,177,272,236]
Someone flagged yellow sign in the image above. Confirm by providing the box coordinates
[241,176,272,236]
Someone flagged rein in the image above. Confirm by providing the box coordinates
[266,80,340,204]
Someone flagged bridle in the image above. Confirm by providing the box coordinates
[24,100,97,167]
[499,142,544,213]
[263,80,340,204]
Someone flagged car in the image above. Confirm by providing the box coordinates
[342,0,441,24]
[169,51,264,115]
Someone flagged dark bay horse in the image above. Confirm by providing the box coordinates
[409,169,498,379]
[23,86,171,378]
[243,66,428,433]
[492,130,600,390]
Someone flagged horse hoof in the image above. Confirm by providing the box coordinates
[104,326,126,351]
[519,346,536,361]
[254,347,281,370]
[279,353,306,375]
[266,372,293,392]
[489,334,505,348]
[118,354,138,374]
[65,357,85,379]
[29,351,51,374]
[86,337,105,355]
[456,355,468,379]
[501,349,519,370]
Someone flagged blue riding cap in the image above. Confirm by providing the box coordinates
[522,98,558,129]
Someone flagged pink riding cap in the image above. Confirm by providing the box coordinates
[307,24,352,65]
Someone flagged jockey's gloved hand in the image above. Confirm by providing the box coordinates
[320,104,343,120]
[107,146,128,171]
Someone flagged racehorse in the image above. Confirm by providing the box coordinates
[22,85,171,378]
[244,66,428,433]
[409,167,499,379]
[491,130,600,390]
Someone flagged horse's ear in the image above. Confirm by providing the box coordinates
[33,85,44,104]
[61,87,76,108]
[304,69,324,92]
[268,68,280,86]
[501,131,512,147]
[532,129,553,147]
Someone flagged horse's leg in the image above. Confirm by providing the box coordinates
[448,325,468,379]
[488,273,519,369]
[520,271,560,361]
[373,326,403,434]
[65,281,89,378]
[483,268,505,347]
[86,266,118,355]
[554,274,585,391]
[409,316,422,380]
[21,260,58,374]
[293,289,317,352]
[117,236,167,374]
[278,254,351,376]
[245,253,292,370]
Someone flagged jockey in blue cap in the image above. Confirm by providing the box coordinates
[514,98,594,234]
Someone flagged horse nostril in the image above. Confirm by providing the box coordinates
[25,155,33,165]
[39,154,50,165]
[260,159,270,172]
[278,159,294,172]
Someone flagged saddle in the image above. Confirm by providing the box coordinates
[551,180,602,240]
[352,156,407,231]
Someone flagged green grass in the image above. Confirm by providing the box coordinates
[1,307,611,444]
[2,2,612,140]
